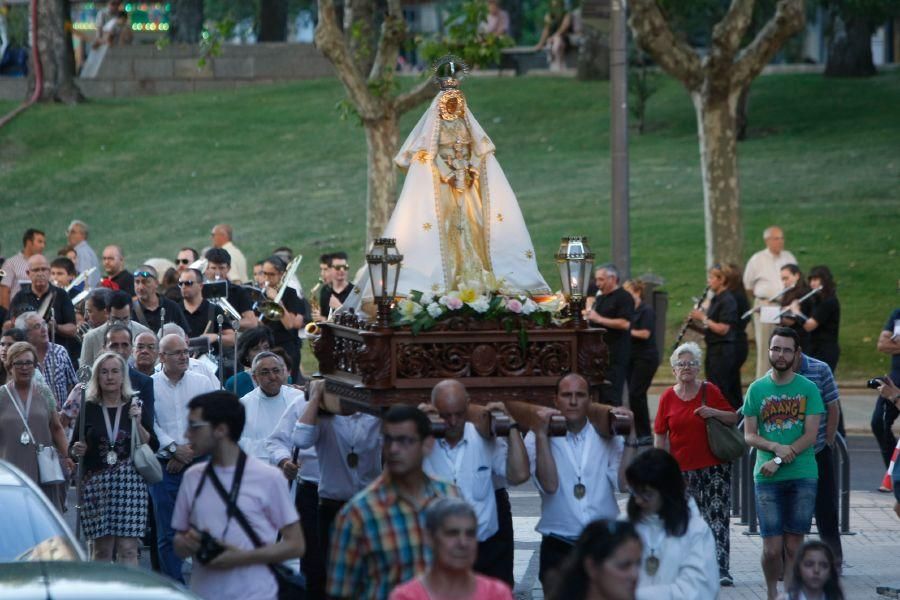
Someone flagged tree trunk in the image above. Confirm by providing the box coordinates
[169,0,204,44]
[345,0,377,76]
[576,26,609,81]
[364,113,400,244]
[29,0,82,104]
[693,90,743,268]
[735,85,750,141]
[825,15,876,78]
[259,0,288,42]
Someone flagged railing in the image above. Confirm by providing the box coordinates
[731,423,853,535]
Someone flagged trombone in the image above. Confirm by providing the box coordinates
[258,255,303,321]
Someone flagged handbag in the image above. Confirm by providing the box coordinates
[4,384,65,484]
[131,415,163,484]
[204,453,306,600]
[701,382,747,462]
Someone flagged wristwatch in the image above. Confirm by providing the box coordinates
[773,456,783,465]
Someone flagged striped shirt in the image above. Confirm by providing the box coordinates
[39,342,78,409]
[797,353,840,453]
[1,252,31,297]
[327,473,459,600]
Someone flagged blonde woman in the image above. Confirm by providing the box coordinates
[71,351,156,565]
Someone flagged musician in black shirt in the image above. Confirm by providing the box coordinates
[690,265,740,409]
[259,255,310,382]
[586,264,634,406]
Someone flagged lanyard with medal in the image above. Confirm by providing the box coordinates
[346,415,361,468]
[562,428,590,500]
[7,383,35,446]
[101,401,124,466]
[643,523,665,576]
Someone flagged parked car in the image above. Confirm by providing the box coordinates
[0,460,198,599]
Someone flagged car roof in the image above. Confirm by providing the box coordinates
[0,563,201,599]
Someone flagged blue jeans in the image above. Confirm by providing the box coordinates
[755,478,817,537]
[148,462,184,583]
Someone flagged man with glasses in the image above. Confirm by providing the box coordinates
[0,227,46,309]
[100,244,134,296]
[742,327,824,600]
[15,311,77,408]
[327,404,459,600]
[204,248,258,331]
[259,255,308,382]
[210,224,248,284]
[132,331,160,377]
[316,251,354,321]
[133,264,190,335]
[174,248,199,274]
[294,379,382,581]
[66,220,101,287]
[150,333,218,583]
[80,290,152,367]
[178,267,235,353]
[7,255,77,357]
[585,263,634,406]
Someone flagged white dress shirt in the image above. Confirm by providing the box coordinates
[265,393,320,484]
[154,356,219,388]
[152,369,218,450]
[223,241,249,284]
[525,425,624,540]
[742,248,798,300]
[293,412,381,501]
[74,240,101,287]
[239,385,300,463]
[424,422,506,541]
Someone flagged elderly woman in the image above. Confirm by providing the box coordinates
[0,328,26,385]
[390,498,512,600]
[653,342,738,587]
[70,351,156,565]
[0,341,72,511]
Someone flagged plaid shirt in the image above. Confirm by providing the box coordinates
[327,472,459,600]
[797,353,840,453]
[39,343,77,409]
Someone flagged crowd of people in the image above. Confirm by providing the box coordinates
[0,218,895,600]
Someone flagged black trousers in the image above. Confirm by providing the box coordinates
[627,355,658,438]
[474,488,514,587]
[539,535,575,590]
[317,497,347,572]
[706,343,741,409]
[601,360,628,406]
[815,446,843,562]
[296,481,325,598]
[871,395,900,468]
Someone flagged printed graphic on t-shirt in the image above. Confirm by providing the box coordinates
[759,394,808,433]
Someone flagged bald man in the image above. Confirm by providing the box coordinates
[101,244,134,296]
[421,380,528,586]
[743,226,797,378]
[210,224,248,283]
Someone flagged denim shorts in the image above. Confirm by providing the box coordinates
[755,478,818,537]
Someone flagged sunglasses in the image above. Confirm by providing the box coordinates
[332,264,350,271]
[177,280,196,287]
[176,259,191,265]
[133,271,155,279]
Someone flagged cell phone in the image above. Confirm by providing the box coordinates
[867,377,887,390]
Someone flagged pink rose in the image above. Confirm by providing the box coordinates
[506,298,523,314]
[445,296,463,310]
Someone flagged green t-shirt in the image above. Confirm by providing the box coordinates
[742,373,824,483]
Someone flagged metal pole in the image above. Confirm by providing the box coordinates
[610,0,630,278]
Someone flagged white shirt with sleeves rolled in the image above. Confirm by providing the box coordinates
[742,248,798,300]
[152,369,218,450]
[264,394,320,484]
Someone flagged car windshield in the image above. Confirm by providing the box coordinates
[0,487,79,562]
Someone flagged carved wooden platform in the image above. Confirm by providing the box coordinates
[313,313,609,414]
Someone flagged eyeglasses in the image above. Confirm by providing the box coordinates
[255,368,283,377]
[627,486,658,502]
[673,360,699,369]
[176,259,191,265]
[12,360,35,368]
[28,267,49,273]
[332,264,350,271]
[135,344,157,351]
[133,271,155,279]
[163,349,190,357]
[262,271,279,277]
[26,322,47,331]
[382,434,421,448]
[187,420,210,430]
[177,281,195,287]
[769,346,795,355]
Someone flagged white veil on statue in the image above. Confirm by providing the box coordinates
[356,60,550,302]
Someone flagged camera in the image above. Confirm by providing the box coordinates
[867,377,887,390]
[195,531,225,565]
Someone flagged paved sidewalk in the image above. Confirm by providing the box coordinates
[513,490,900,599]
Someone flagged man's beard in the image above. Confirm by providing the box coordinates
[769,358,791,373]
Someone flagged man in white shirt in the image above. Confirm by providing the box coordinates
[66,220,101,287]
[150,333,218,583]
[525,372,638,588]
[293,381,382,576]
[239,352,301,462]
[422,379,529,587]
[743,226,798,378]
[211,224,249,284]
[158,323,219,387]
[264,369,323,597]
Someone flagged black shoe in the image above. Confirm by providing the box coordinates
[720,571,734,587]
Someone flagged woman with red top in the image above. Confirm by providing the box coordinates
[654,341,739,587]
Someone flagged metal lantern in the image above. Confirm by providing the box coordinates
[366,238,404,326]
[555,236,594,326]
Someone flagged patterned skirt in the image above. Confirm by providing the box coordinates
[82,461,148,540]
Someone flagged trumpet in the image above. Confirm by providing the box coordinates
[303,321,321,338]
[258,255,303,321]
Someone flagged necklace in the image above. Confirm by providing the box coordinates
[643,519,666,576]
[7,383,35,445]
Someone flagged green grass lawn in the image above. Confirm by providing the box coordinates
[1,71,898,378]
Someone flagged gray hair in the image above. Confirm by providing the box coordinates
[670,341,702,367]
[67,220,89,237]
[160,323,186,339]
[763,226,782,240]
[424,497,477,536]
[86,351,135,404]
[14,311,41,330]
[596,263,620,283]
[251,351,285,373]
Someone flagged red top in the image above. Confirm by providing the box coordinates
[390,574,513,600]
[654,382,736,472]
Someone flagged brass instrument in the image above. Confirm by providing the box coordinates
[304,321,321,337]
[309,278,324,314]
[672,284,711,351]
[258,255,303,321]
[65,267,96,292]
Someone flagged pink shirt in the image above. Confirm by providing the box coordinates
[172,455,299,600]
[389,574,513,600]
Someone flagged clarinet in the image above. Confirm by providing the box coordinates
[672,285,711,351]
